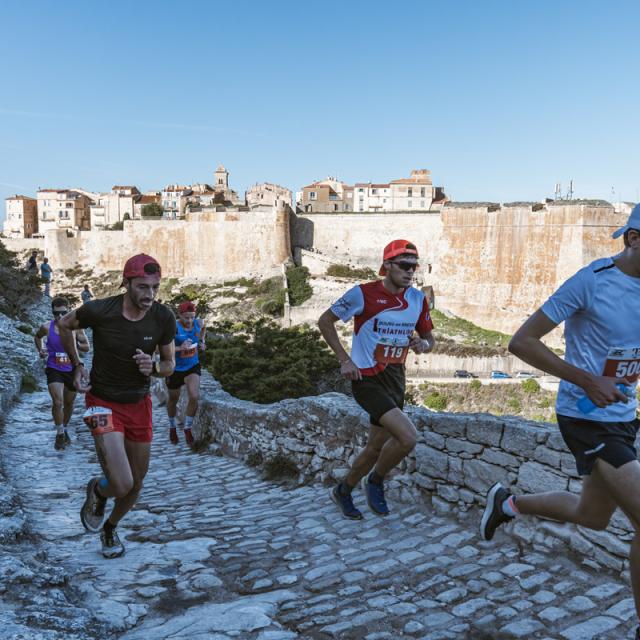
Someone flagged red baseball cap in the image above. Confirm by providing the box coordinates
[379,239,419,276]
[121,254,161,286]
[178,301,196,314]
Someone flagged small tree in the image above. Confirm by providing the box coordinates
[141,203,164,218]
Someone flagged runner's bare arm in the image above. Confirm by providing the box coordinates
[56,311,83,367]
[510,309,629,406]
[155,341,175,377]
[76,329,90,353]
[318,309,361,381]
[34,323,48,357]
[199,324,207,350]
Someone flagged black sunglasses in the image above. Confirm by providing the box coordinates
[390,261,419,272]
[143,263,160,274]
[53,310,67,317]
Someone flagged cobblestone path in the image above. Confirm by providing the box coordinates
[0,384,637,639]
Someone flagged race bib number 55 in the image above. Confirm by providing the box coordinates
[602,347,640,382]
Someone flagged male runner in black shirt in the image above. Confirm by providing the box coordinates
[58,254,176,558]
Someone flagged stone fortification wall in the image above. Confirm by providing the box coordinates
[157,376,633,573]
[292,204,624,336]
[3,208,291,281]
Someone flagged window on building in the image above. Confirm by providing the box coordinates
[408,201,412,208]
[421,200,425,208]
[358,188,364,193]
[66,202,73,208]
[372,189,377,195]
[420,187,425,197]
[408,188,413,197]
[334,204,338,211]
[218,179,223,185]
[347,192,353,198]
[309,191,317,200]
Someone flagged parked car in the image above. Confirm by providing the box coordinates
[490,370,512,379]
[454,370,478,378]
[515,370,538,379]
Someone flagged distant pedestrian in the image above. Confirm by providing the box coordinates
[40,257,53,297]
[27,250,37,273]
[81,284,93,304]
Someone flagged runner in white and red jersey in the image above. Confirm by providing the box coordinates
[319,239,435,519]
[480,204,640,639]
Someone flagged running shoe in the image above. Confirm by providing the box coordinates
[635,625,640,640]
[63,431,71,446]
[100,526,125,559]
[184,429,194,447]
[169,427,178,445]
[330,485,363,520]
[480,482,514,541]
[54,433,65,450]
[80,478,107,533]
[362,474,390,516]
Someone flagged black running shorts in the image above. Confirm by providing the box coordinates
[351,364,405,426]
[45,367,76,393]
[166,363,201,390]
[557,414,640,476]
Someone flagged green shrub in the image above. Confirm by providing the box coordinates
[507,398,521,412]
[521,378,541,394]
[141,203,164,218]
[263,453,299,480]
[17,324,32,335]
[469,379,482,391]
[21,373,37,393]
[205,319,336,403]
[286,266,313,306]
[326,264,377,280]
[424,391,448,411]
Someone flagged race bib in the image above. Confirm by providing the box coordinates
[83,407,116,436]
[602,347,640,382]
[374,343,408,365]
[55,352,70,366]
[181,344,197,358]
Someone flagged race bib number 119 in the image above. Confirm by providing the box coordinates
[602,347,640,382]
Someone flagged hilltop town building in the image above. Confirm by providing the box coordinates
[300,169,445,213]
[3,195,38,238]
[90,186,141,229]
[246,183,293,209]
[37,189,91,233]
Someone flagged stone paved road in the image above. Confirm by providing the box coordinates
[0,384,637,639]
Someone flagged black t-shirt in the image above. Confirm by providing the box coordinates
[76,294,176,403]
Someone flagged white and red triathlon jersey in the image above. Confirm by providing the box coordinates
[331,281,434,376]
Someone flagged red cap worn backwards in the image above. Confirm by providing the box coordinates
[178,300,196,314]
[120,254,161,286]
[379,239,419,276]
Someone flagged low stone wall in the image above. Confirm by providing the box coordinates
[155,375,634,574]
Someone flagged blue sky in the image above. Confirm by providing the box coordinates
[1,0,638,222]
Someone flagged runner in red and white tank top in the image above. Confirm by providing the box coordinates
[319,239,436,520]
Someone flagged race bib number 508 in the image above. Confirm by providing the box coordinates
[602,347,640,382]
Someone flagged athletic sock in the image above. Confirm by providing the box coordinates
[369,471,384,486]
[103,519,116,535]
[169,417,176,429]
[502,495,519,517]
[338,481,353,496]
[55,424,64,435]
[185,416,194,429]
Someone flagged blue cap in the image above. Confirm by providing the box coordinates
[612,203,640,239]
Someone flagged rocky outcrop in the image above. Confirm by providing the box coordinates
[175,376,635,573]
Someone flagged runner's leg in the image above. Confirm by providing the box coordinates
[373,408,418,477]
[48,382,65,449]
[62,387,76,442]
[516,464,616,529]
[92,431,134,499]
[167,387,181,443]
[587,459,640,619]
[345,425,391,488]
[107,439,151,525]
[183,373,200,446]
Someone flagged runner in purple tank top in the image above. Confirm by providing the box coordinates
[34,296,89,450]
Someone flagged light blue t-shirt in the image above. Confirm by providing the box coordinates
[541,256,640,422]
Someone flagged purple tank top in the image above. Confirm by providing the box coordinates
[46,321,73,372]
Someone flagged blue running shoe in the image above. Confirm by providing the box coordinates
[362,474,389,516]
[330,485,363,520]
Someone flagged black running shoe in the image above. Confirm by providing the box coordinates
[54,433,65,450]
[480,482,514,541]
[330,485,363,520]
[80,478,107,533]
[362,474,390,516]
[100,527,125,559]
[63,431,71,446]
